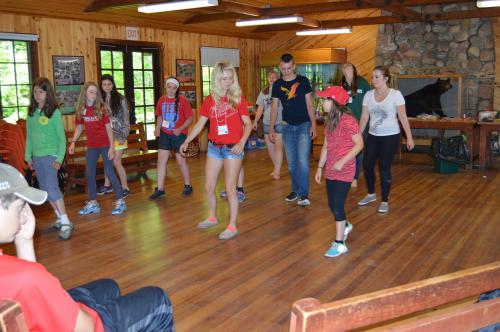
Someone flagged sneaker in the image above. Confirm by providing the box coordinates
[343,221,353,242]
[285,192,298,202]
[358,193,376,206]
[325,242,348,258]
[220,190,245,203]
[79,201,101,215]
[58,223,74,241]
[237,190,246,203]
[378,202,389,213]
[97,185,113,195]
[50,219,62,231]
[197,218,219,229]
[297,195,311,206]
[219,227,238,240]
[182,185,193,196]
[122,188,131,198]
[149,188,166,200]
[112,199,127,215]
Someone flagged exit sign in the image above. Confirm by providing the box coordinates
[126,27,139,40]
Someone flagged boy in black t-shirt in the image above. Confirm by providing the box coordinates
[269,53,317,206]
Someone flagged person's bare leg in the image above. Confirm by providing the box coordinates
[156,150,170,191]
[204,157,224,219]
[113,149,128,190]
[175,152,191,185]
[224,158,243,229]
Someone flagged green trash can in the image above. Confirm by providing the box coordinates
[434,158,459,174]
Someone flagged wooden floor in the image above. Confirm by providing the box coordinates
[2,149,499,331]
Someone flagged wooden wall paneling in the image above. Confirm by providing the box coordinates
[494,18,500,111]
[0,11,265,132]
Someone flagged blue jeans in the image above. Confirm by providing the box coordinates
[68,279,174,332]
[32,155,63,201]
[282,122,311,197]
[86,147,123,200]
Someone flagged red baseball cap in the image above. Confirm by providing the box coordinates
[316,86,349,105]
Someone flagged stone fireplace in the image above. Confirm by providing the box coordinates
[376,3,495,117]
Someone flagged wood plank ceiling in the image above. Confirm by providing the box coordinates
[2,0,500,39]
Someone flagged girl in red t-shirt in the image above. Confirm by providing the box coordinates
[315,86,364,258]
[149,77,194,200]
[180,61,252,240]
[68,82,127,216]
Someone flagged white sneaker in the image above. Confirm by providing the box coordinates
[378,202,389,213]
[297,196,311,206]
[358,193,376,206]
[343,221,353,241]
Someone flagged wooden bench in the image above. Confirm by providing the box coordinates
[65,123,157,192]
[290,261,500,332]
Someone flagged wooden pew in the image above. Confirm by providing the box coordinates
[65,123,157,192]
[290,261,500,332]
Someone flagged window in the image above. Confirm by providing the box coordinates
[200,47,240,102]
[0,40,34,122]
[201,65,213,99]
[98,42,161,140]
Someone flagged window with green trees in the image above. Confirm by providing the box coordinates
[0,40,33,122]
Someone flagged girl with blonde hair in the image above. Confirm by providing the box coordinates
[180,61,252,240]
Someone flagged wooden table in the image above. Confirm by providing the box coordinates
[478,121,500,169]
[407,118,477,168]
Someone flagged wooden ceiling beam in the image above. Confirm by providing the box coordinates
[299,17,321,28]
[184,12,253,24]
[254,7,500,33]
[84,0,162,12]
[217,0,261,16]
[260,0,472,16]
[385,5,423,21]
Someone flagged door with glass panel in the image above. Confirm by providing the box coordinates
[99,44,161,141]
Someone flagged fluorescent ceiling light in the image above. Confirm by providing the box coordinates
[236,16,304,27]
[0,32,39,41]
[296,27,352,36]
[138,0,218,13]
[476,0,500,7]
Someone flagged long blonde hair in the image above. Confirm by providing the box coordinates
[210,60,241,108]
[324,99,354,134]
[76,82,106,119]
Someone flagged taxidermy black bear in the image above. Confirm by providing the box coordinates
[405,78,452,118]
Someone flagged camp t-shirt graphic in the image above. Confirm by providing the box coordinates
[271,75,312,125]
[161,100,178,130]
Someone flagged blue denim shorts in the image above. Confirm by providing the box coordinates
[207,142,244,160]
[263,123,283,135]
[32,155,63,201]
[158,131,186,152]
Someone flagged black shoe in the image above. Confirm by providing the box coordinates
[97,185,113,195]
[285,192,298,202]
[122,188,131,198]
[149,188,166,200]
[182,185,193,196]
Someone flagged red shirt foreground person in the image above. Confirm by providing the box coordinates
[0,163,174,331]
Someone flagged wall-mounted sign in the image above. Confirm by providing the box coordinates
[126,26,139,40]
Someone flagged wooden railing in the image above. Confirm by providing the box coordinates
[290,261,500,332]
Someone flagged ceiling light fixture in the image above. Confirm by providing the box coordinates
[138,0,218,13]
[236,16,304,27]
[476,0,500,7]
[296,27,353,36]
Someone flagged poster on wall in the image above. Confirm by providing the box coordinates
[180,85,196,109]
[55,85,81,114]
[52,56,85,86]
[176,59,196,83]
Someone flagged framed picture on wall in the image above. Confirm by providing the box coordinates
[55,85,81,114]
[176,59,196,83]
[52,56,85,86]
[180,85,196,109]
